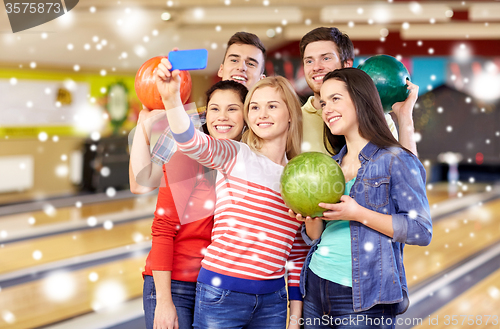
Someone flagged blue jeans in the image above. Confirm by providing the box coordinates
[302,269,396,329]
[193,282,288,329]
[143,275,197,329]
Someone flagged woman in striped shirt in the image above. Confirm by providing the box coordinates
[131,80,249,329]
[155,57,308,329]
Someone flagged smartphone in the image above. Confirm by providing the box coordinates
[168,49,208,71]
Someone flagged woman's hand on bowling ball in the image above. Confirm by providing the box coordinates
[288,209,311,222]
[288,209,304,221]
[155,57,183,109]
[289,209,324,241]
[288,209,318,222]
[391,80,419,121]
[318,195,362,222]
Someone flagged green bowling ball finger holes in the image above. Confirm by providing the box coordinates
[280,152,345,218]
[358,55,411,113]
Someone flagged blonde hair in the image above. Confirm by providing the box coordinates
[241,76,303,159]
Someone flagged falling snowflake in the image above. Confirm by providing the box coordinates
[55,165,69,177]
[2,311,15,324]
[100,167,110,177]
[43,204,56,216]
[87,216,98,227]
[89,272,99,282]
[38,132,48,142]
[106,187,116,198]
[132,232,144,243]
[204,200,215,210]
[103,220,113,230]
[285,261,295,270]
[43,272,76,302]
[487,286,499,300]
[92,280,126,310]
[318,246,329,256]
[211,277,222,287]
[32,250,43,260]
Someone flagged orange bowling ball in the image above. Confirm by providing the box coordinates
[134,56,192,110]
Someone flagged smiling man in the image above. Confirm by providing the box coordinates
[299,27,418,156]
[217,32,266,88]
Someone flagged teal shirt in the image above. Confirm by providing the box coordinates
[309,178,356,287]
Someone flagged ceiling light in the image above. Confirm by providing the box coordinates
[161,12,172,21]
[181,6,301,24]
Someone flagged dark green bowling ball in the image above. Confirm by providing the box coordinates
[280,152,345,218]
[357,55,411,113]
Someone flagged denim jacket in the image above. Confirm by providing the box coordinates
[299,142,432,315]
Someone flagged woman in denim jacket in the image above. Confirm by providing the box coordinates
[290,68,432,328]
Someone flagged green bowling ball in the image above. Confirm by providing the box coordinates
[357,54,411,113]
[280,152,345,218]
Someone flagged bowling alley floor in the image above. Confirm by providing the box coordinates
[0,181,499,328]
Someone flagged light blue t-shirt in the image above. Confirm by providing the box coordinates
[309,178,356,287]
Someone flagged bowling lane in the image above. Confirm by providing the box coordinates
[0,195,157,242]
[0,218,152,275]
[405,197,500,288]
[0,195,156,237]
[0,256,145,329]
[412,267,500,329]
[425,182,491,207]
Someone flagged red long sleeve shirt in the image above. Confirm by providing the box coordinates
[143,151,215,282]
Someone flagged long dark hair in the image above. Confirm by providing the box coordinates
[322,68,410,154]
[201,80,248,136]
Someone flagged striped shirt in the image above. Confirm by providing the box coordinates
[172,121,308,300]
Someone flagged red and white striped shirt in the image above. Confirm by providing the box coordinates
[173,122,308,300]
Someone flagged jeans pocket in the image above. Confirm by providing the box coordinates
[276,286,288,301]
[198,283,230,305]
[363,176,390,208]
